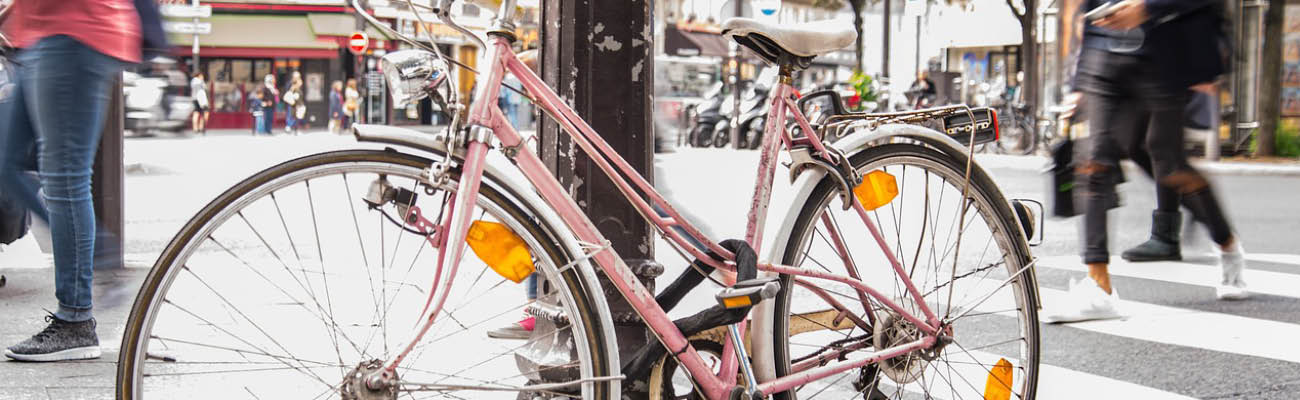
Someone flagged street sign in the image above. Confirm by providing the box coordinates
[163,21,212,35]
[159,4,212,18]
[348,32,369,55]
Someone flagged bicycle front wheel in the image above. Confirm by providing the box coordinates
[771,141,1040,399]
[117,150,616,399]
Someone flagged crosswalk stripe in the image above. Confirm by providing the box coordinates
[1244,252,1300,266]
[1033,285,1300,365]
[1036,255,1300,300]
[947,269,1300,365]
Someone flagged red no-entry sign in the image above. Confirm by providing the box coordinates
[348,32,369,54]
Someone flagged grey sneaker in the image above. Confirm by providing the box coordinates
[5,314,102,362]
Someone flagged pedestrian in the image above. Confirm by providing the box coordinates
[907,70,937,109]
[329,80,344,134]
[258,74,278,134]
[1121,84,1220,262]
[249,88,264,135]
[1045,0,1246,324]
[283,71,304,135]
[190,71,210,135]
[344,78,360,129]
[0,0,145,362]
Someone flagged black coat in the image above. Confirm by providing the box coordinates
[1080,0,1229,89]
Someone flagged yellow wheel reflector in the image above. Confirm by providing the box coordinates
[983,358,1014,400]
[465,220,535,283]
[853,170,899,211]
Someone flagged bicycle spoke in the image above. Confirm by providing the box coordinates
[204,237,367,358]
[305,178,349,377]
[159,300,335,389]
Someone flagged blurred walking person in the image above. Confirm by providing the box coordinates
[0,0,153,361]
[190,71,209,135]
[257,74,278,134]
[344,78,360,129]
[283,71,304,135]
[328,80,344,133]
[1045,0,1246,324]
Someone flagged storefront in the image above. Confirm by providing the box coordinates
[172,13,392,130]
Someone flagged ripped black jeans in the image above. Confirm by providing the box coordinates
[1076,49,1234,264]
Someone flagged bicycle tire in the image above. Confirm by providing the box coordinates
[770,142,1040,399]
[116,149,616,400]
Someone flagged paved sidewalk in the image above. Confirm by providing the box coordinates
[0,268,146,400]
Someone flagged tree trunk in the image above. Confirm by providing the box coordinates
[1020,0,1039,120]
[1257,0,1285,157]
[852,0,866,72]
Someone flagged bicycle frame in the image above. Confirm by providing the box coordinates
[389,33,947,399]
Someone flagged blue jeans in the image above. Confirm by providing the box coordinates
[0,35,127,322]
[286,109,298,131]
[262,109,275,133]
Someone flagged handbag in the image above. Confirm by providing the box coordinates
[0,190,30,245]
[1047,119,1123,218]
[1048,136,1077,218]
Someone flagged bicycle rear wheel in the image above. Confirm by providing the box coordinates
[116,150,616,399]
[770,141,1040,399]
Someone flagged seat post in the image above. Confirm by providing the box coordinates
[778,61,795,86]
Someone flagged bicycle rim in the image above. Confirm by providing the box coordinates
[117,150,614,400]
[772,143,1039,400]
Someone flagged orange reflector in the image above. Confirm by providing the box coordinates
[465,220,535,283]
[721,296,753,309]
[852,170,899,211]
[983,358,1013,400]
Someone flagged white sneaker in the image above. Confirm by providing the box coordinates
[1216,242,1250,300]
[1043,278,1122,324]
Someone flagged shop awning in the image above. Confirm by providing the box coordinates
[170,15,340,59]
[306,13,393,40]
[664,26,728,58]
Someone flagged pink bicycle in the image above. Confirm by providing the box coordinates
[118,1,1041,399]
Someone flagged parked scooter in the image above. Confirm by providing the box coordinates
[124,68,194,136]
[713,68,778,149]
[686,82,727,148]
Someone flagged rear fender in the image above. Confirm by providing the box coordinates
[750,123,1037,383]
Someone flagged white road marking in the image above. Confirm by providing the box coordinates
[1036,255,1300,300]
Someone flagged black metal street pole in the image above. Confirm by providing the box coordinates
[730,0,743,149]
[539,1,660,394]
[882,0,891,78]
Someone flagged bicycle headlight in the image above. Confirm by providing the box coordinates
[380,50,451,107]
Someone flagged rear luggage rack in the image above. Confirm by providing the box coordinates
[795,90,999,147]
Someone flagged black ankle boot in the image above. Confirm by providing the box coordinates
[1122,210,1182,262]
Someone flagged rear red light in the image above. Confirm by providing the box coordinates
[990,108,1000,141]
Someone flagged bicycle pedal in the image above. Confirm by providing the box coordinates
[715,276,781,309]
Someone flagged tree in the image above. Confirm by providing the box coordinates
[1005,0,1038,117]
[848,0,868,72]
[1257,0,1285,157]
